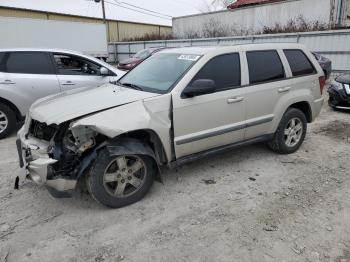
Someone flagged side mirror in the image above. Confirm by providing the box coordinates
[182,79,216,98]
[100,67,109,76]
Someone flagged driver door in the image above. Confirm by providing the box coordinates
[51,53,110,91]
[172,53,246,158]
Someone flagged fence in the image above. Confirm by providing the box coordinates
[108,29,350,72]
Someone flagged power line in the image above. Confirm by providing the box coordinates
[104,0,172,20]
[113,1,172,18]
[86,0,172,21]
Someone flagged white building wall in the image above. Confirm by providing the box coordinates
[173,0,332,38]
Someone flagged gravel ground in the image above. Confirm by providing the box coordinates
[0,93,350,262]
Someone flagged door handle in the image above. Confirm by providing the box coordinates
[0,79,15,85]
[227,97,244,104]
[62,81,76,86]
[278,87,291,93]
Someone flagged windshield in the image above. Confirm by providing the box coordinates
[119,53,201,93]
[134,49,151,59]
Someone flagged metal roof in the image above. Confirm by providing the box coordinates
[227,0,282,9]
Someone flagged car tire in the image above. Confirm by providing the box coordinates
[267,108,307,154]
[87,149,156,208]
[0,103,16,139]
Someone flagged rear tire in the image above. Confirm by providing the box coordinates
[268,108,307,154]
[87,149,156,208]
[0,103,16,139]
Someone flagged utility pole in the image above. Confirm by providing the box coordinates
[101,0,106,24]
[95,0,109,40]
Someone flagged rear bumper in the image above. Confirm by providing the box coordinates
[312,97,324,121]
[16,127,77,196]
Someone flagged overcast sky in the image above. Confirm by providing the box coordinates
[0,0,227,26]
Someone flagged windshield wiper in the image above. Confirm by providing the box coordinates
[120,82,143,91]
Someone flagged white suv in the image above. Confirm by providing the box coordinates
[0,48,125,138]
[17,43,325,208]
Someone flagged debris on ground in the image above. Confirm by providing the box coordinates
[291,242,306,255]
[263,225,278,232]
[202,179,216,185]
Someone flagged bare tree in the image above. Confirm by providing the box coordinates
[198,0,235,12]
[211,0,235,8]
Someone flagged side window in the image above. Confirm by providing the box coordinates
[5,52,53,74]
[53,54,101,76]
[284,49,316,77]
[247,50,285,84]
[190,53,241,91]
[0,52,5,72]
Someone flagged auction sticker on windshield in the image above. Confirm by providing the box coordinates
[178,54,201,61]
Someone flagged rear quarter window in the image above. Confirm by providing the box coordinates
[5,52,53,74]
[247,50,285,85]
[284,49,316,77]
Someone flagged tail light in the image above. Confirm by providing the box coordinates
[319,75,326,94]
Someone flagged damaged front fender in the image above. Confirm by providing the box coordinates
[106,138,157,161]
[70,94,173,162]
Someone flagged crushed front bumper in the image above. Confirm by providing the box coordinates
[16,127,77,197]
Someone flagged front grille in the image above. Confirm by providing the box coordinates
[29,120,58,141]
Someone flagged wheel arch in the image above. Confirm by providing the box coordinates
[287,101,312,123]
[76,129,166,182]
[0,97,22,121]
[112,129,168,165]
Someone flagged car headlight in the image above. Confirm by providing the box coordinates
[331,81,344,91]
[344,84,350,95]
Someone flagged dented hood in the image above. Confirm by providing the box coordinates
[29,83,160,125]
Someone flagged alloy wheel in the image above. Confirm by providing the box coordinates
[0,110,8,134]
[284,117,303,147]
[102,155,146,198]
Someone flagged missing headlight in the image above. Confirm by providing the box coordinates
[69,126,97,154]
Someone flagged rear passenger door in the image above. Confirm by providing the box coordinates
[0,52,60,113]
[52,53,110,91]
[243,50,288,139]
[173,53,246,158]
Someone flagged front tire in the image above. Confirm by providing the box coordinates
[0,104,16,139]
[268,108,307,154]
[87,149,156,208]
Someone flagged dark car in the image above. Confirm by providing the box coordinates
[312,52,332,79]
[328,74,350,110]
[117,47,168,71]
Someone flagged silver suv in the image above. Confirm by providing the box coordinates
[0,48,125,138]
[17,43,325,208]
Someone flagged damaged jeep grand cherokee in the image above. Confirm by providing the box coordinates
[17,43,325,208]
